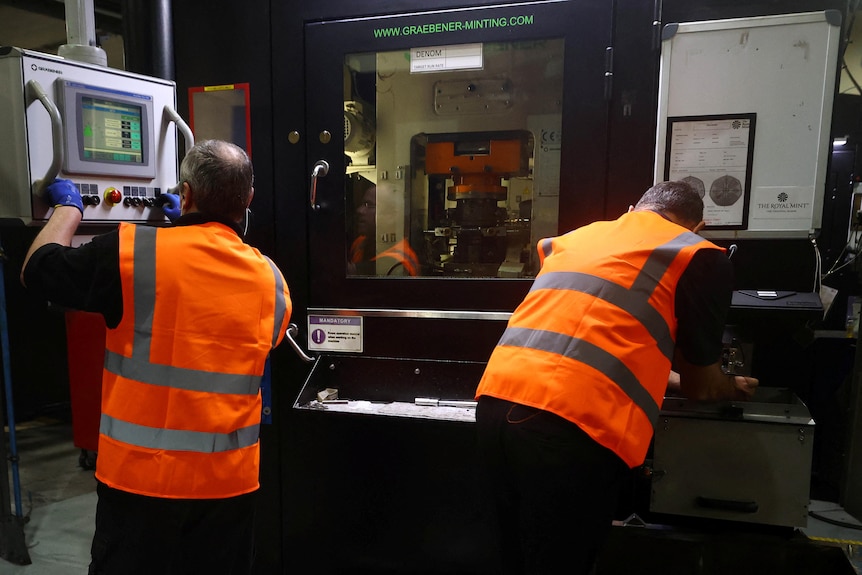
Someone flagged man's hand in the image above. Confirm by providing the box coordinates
[44,178,84,214]
[674,350,760,402]
[666,370,681,395]
[731,374,759,399]
[161,193,181,222]
[21,182,84,286]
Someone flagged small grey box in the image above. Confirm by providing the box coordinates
[650,387,814,528]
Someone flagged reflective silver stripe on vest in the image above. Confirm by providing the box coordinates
[507,231,704,425]
[540,237,554,260]
[498,327,660,424]
[131,226,158,364]
[104,226,261,395]
[530,271,675,361]
[101,413,259,453]
[265,256,287,349]
[631,232,705,296]
[104,350,262,395]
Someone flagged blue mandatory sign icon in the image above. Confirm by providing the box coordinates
[311,329,327,344]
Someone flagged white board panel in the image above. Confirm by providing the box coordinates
[654,11,841,239]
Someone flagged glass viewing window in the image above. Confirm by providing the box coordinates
[343,39,565,279]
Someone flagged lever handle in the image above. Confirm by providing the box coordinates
[285,323,316,363]
[309,160,330,210]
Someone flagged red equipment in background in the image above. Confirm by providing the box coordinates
[64,311,104,469]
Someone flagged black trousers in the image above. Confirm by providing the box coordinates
[88,481,257,575]
[476,396,629,575]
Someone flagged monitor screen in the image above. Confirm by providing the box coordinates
[60,81,156,179]
[80,95,144,165]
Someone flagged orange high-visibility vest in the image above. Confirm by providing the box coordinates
[350,235,420,276]
[349,235,369,264]
[96,222,291,499]
[476,210,725,468]
[374,238,419,276]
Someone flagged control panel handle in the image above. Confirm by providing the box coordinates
[309,159,329,210]
[25,80,63,199]
[163,105,195,159]
[286,323,316,363]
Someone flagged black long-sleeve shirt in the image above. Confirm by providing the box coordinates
[23,214,244,329]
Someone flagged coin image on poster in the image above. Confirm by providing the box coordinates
[709,175,743,206]
[682,176,705,199]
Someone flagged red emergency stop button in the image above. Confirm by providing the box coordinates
[104,187,122,205]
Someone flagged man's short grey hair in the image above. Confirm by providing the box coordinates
[634,180,704,225]
[179,140,253,222]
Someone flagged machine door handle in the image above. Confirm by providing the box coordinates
[285,323,316,363]
[309,159,329,210]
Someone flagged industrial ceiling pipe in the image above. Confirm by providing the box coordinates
[58,0,108,66]
[121,0,175,80]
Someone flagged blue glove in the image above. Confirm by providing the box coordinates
[44,178,83,214]
[161,193,181,222]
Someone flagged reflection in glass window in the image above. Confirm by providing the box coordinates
[347,175,420,277]
[345,39,564,279]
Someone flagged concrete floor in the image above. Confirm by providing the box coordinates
[806,500,862,573]
[3,417,862,574]
[3,417,95,574]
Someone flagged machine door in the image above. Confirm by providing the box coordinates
[305,1,612,312]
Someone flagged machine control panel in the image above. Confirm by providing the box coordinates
[0,47,186,225]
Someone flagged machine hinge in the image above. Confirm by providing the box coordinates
[652,0,663,51]
[652,19,663,50]
[604,46,613,101]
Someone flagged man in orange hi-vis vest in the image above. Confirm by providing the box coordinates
[475,180,759,575]
[22,140,291,575]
